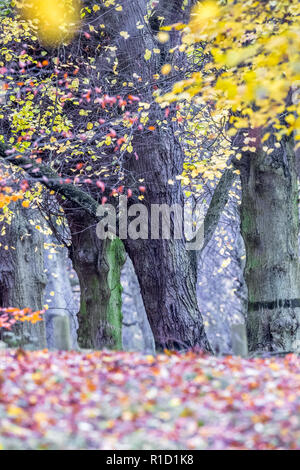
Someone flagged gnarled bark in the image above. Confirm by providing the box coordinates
[240,138,300,352]
[124,132,211,351]
[68,213,125,349]
[0,201,47,348]
[125,236,209,351]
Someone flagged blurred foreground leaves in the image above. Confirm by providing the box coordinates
[0,349,299,449]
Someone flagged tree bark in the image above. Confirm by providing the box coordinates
[68,213,125,349]
[125,236,210,351]
[201,169,236,253]
[124,131,211,351]
[239,138,300,352]
[44,233,78,350]
[0,201,47,348]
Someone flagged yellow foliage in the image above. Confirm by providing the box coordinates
[159,0,300,140]
[18,0,80,46]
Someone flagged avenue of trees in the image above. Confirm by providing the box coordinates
[0,0,299,355]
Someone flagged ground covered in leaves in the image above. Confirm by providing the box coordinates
[0,349,299,450]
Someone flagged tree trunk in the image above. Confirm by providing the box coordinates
[0,201,47,348]
[68,213,125,349]
[239,138,300,352]
[44,234,78,350]
[125,236,209,351]
[124,132,211,352]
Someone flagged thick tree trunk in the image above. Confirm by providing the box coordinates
[0,202,47,348]
[240,138,300,352]
[68,213,125,349]
[125,237,209,351]
[124,132,211,352]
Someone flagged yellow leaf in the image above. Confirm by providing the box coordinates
[120,31,130,39]
[285,114,295,125]
[161,64,172,75]
[7,405,24,417]
[144,49,152,61]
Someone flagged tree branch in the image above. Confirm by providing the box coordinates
[0,143,98,219]
[201,168,237,253]
[1,143,236,251]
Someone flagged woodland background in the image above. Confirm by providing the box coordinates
[0,0,299,450]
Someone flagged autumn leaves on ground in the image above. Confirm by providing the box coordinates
[1,0,300,452]
[0,349,299,450]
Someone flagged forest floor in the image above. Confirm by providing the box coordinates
[0,349,299,450]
